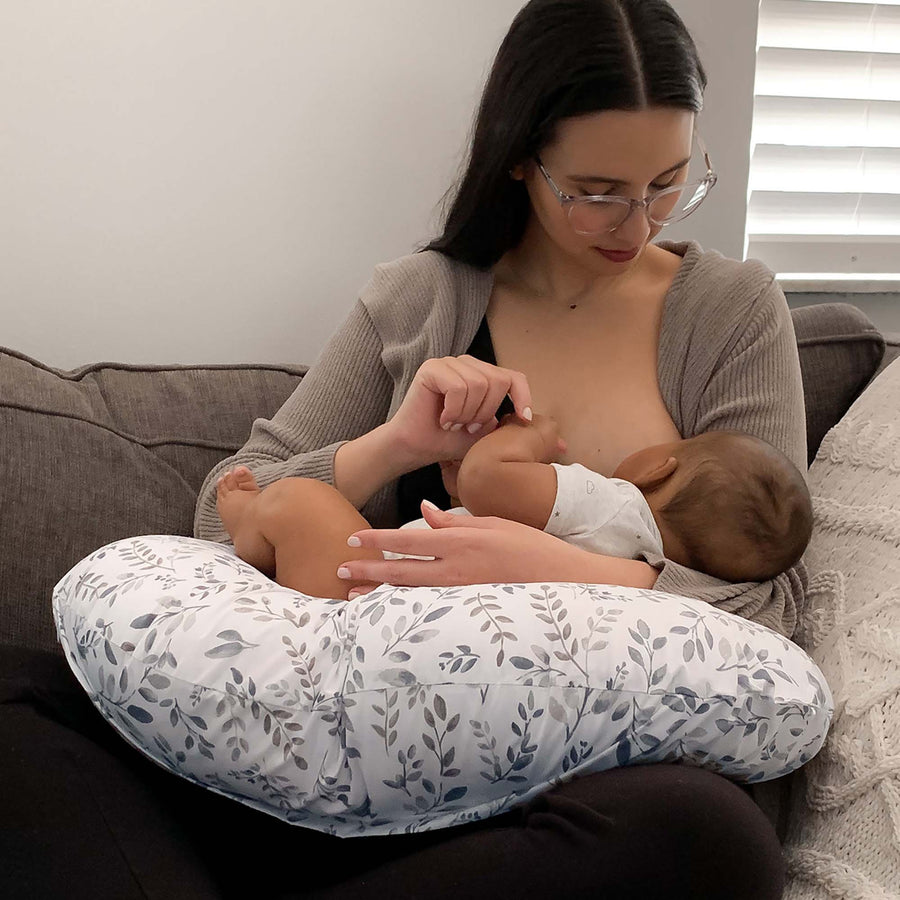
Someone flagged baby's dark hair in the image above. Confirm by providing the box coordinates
[655,431,813,582]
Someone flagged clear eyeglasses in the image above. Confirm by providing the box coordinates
[534,137,718,235]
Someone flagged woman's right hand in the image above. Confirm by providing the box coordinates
[388,355,534,466]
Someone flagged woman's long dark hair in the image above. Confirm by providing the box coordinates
[421,0,707,269]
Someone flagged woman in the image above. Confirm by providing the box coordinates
[191,0,796,896]
[197,0,804,635]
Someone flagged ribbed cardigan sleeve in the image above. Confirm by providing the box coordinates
[641,265,808,638]
[193,298,394,543]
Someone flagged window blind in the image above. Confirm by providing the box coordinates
[748,0,900,282]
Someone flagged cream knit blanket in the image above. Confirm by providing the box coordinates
[784,357,900,899]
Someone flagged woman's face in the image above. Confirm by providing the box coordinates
[514,107,696,274]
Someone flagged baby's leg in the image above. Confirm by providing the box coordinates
[216,467,383,600]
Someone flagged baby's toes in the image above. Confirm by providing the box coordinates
[217,468,238,493]
[233,466,260,492]
[215,476,228,504]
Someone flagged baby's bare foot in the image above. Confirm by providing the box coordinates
[216,466,276,577]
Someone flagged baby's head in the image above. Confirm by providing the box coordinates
[614,431,813,583]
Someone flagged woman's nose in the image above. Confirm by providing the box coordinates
[611,203,653,246]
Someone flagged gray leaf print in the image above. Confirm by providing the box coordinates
[52,534,833,838]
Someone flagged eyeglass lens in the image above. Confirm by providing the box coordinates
[568,181,710,234]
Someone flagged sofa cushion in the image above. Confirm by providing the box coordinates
[0,346,304,654]
[781,356,900,896]
[0,300,885,655]
[790,303,885,464]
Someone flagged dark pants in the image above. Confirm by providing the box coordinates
[0,646,784,899]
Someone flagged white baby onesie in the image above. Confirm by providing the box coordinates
[386,462,663,561]
[544,462,664,558]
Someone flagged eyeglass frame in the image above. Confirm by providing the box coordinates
[533,135,718,234]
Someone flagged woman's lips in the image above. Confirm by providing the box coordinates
[593,246,639,263]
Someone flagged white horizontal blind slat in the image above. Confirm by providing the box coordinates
[800,0,900,5]
[749,191,900,234]
[755,47,900,102]
[753,96,900,147]
[747,238,900,278]
[750,145,900,192]
[747,0,900,276]
[759,1,900,53]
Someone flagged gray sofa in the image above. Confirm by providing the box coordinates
[2,302,894,657]
[0,302,897,894]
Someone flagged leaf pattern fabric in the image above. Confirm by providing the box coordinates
[53,535,833,837]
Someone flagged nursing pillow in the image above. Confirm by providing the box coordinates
[53,534,832,837]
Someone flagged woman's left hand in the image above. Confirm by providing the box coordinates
[338,500,582,599]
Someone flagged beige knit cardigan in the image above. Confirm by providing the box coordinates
[194,240,808,638]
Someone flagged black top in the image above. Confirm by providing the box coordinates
[396,315,515,524]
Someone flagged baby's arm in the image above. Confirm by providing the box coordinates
[456,413,563,530]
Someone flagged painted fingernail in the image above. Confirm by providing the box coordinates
[348,591,361,600]
[422,499,440,511]
[347,536,362,547]
[450,423,464,432]
[466,422,482,433]
[523,407,533,421]
[337,566,351,579]
[442,421,452,431]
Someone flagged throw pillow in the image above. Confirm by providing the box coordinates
[783,357,900,898]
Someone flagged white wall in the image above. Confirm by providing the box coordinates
[664,0,759,260]
[1,0,759,368]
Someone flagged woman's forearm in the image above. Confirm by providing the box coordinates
[333,423,420,510]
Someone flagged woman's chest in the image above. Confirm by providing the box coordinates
[485,292,681,476]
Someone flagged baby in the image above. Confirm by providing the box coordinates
[439,412,813,584]
[215,413,813,600]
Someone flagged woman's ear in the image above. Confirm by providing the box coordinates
[631,456,678,492]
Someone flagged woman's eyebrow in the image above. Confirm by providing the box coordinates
[569,155,692,186]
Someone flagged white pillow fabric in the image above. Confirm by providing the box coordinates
[53,535,832,837]
[782,358,900,898]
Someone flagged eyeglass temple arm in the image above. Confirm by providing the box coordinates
[693,132,715,177]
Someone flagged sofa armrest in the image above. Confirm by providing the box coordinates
[874,332,900,380]
[790,303,885,464]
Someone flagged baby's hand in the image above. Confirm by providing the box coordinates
[455,410,567,509]
[496,411,567,463]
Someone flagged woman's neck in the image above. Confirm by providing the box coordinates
[496,222,643,309]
